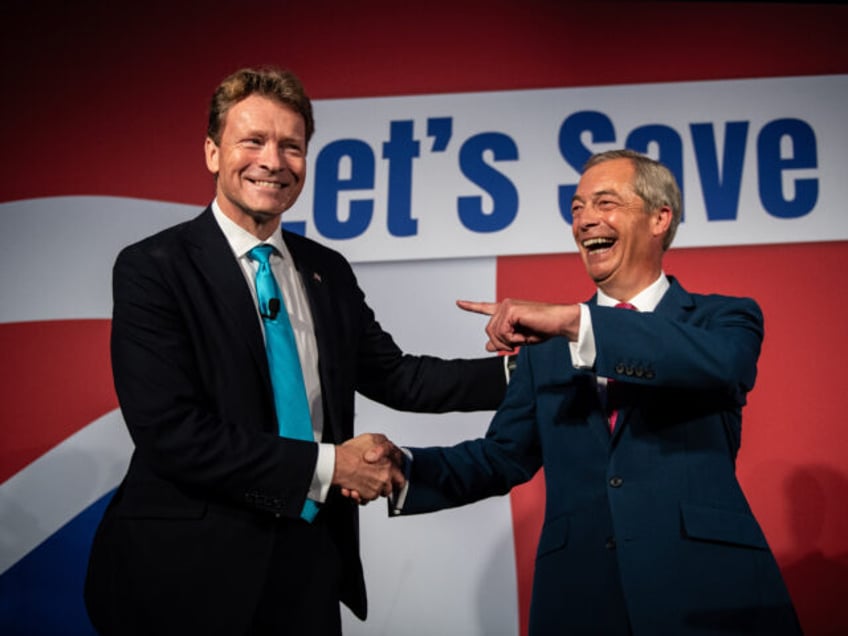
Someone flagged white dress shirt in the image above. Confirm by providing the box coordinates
[570,273,670,374]
[212,201,334,503]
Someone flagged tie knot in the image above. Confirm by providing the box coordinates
[248,244,275,265]
[615,302,638,311]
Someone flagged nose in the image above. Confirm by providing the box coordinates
[575,203,602,230]
[258,142,285,172]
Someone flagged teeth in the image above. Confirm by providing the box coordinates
[583,237,615,249]
[252,180,284,189]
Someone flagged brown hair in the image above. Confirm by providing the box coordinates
[207,67,315,146]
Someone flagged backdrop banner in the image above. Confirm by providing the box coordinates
[1,70,846,636]
[287,74,848,262]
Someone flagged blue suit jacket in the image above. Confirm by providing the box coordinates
[402,278,800,635]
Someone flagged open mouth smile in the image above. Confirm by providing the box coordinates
[582,237,617,253]
[247,178,286,189]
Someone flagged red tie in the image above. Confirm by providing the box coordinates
[607,302,637,431]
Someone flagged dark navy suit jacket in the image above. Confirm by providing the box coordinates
[402,278,800,635]
[84,208,505,635]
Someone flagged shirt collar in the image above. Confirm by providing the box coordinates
[211,199,291,262]
[596,273,669,312]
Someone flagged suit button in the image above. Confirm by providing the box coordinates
[605,536,616,550]
[615,363,626,374]
[635,367,644,378]
[624,366,634,376]
[609,476,624,488]
[645,370,655,380]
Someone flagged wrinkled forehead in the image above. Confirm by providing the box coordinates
[576,159,637,198]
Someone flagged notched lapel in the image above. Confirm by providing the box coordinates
[285,237,332,356]
[654,276,695,320]
[183,210,269,380]
[284,233,345,444]
[298,262,336,381]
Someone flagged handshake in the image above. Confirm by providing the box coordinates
[333,433,405,504]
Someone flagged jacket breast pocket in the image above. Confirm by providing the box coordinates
[680,502,768,550]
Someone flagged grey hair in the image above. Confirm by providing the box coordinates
[584,149,682,250]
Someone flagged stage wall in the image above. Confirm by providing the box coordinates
[1,2,847,634]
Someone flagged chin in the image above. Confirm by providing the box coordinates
[586,266,610,281]
[244,208,279,223]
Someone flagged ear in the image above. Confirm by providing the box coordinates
[204,137,219,175]
[651,205,673,239]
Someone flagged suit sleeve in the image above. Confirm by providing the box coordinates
[334,258,506,412]
[590,295,763,403]
[356,316,507,412]
[399,348,543,514]
[111,242,317,520]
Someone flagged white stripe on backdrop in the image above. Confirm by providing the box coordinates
[348,257,518,636]
[0,196,518,635]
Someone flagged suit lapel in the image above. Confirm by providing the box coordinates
[582,293,620,445]
[182,208,270,385]
[654,276,695,320]
[284,232,344,444]
[589,377,617,448]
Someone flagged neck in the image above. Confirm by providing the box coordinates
[242,215,281,241]
[599,267,662,303]
[218,203,282,240]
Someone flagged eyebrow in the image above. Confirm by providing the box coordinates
[571,188,620,204]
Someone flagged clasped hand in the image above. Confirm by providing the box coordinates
[334,433,405,504]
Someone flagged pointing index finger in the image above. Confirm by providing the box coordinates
[456,299,498,316]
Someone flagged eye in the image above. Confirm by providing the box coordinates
[284,143,305,157]
[281,140,305,157]
[571,202,584,215]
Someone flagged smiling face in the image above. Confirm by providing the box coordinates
[571,157,671,301]
[205,94,307,239]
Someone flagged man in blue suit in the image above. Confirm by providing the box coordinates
[389,150,801,634]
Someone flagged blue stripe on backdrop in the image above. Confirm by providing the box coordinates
[0,491,114,635]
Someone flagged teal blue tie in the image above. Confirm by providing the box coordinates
[248,244,320,522]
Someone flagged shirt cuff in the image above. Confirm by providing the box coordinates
[503,353,518,382]
[390,448,414,515]
[309,442,335,503]
[569,303,596,369]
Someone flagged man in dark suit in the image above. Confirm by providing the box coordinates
[84,67,507,636]
[390,150,801,634]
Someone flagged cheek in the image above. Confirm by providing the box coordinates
[220,149,249,172]
[291,160,307,181]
